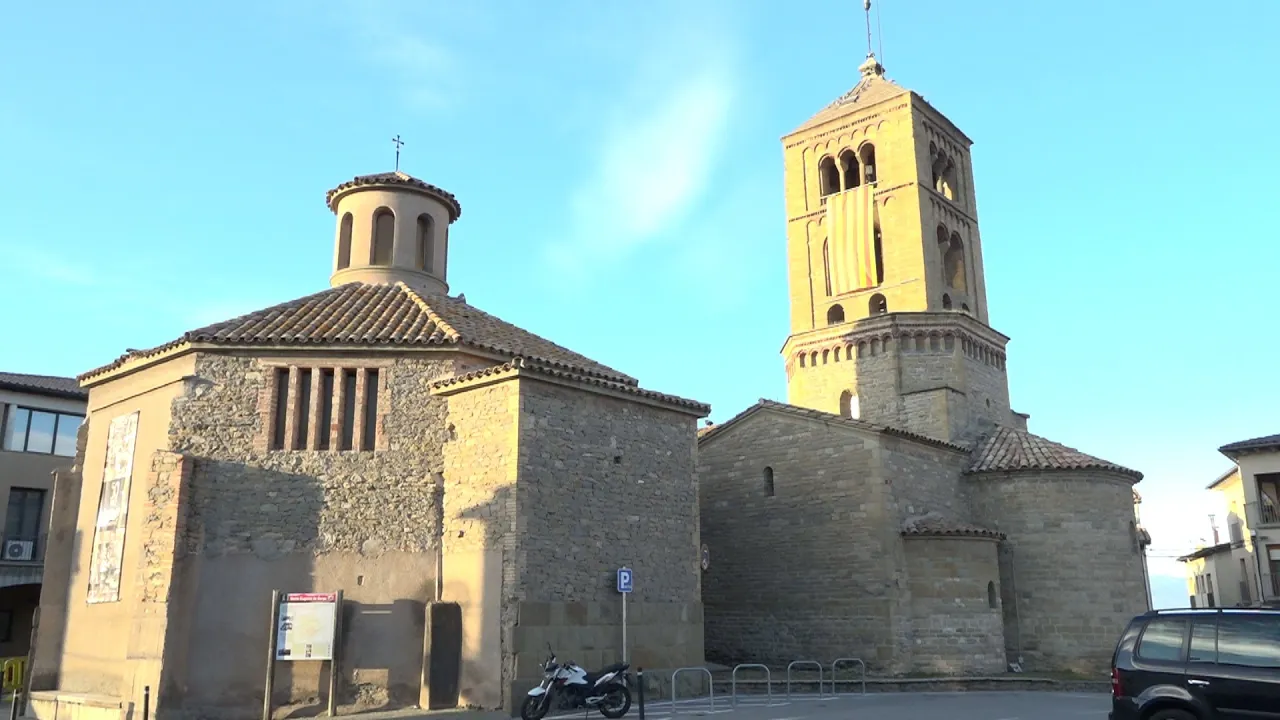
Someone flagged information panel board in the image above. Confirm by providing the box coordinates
[275,592,338,661]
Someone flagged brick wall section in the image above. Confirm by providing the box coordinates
[170,353,455,556]
[965,470,1149,673]
[697,410,903,670]
[902,536,1005,674]
[513,377,704,675]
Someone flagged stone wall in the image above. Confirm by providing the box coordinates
[697,409,902,670]
[881,434,971,524]
[164,352,458,716]
[512,377,703,693]
[902,536,1005,674]
[965,469,1148,674]
[439,378,520,711]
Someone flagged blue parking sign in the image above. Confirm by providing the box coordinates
[617,567,633,594]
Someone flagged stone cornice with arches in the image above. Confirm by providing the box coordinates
[783,313,1009,374]
[782,101,911,150]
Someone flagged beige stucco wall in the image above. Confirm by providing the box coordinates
[1218,455,1280,601]
[56,355,193,703]
[330,187,452,292]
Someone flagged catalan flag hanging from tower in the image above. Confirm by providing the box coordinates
[826,185,878,294]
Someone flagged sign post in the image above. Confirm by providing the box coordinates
[265,591,343,720]
[616,568,633,663]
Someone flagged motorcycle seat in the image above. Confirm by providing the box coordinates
[584,662,629,684]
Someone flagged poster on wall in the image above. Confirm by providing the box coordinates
[86,411,140,604]
[276,593,339,661]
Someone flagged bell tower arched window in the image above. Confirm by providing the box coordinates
[839,149,860,190]
[337,213,353,270]
[416,214,435,273]
[944,234,967,292]
[826,304,845,325]
[859,143,877,184]
[869,293,887,315]
[371,208,395,266]
[818,156,840,197]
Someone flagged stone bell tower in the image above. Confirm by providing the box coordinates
[779,51,1024,445]
[326,171,463,294]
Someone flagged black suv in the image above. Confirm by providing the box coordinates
[1110,607,1280,719]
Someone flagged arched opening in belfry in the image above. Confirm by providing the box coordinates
[337,212,353,270]
[839,390,859,419]
[944,234,967,291]
[416,214,434,273]
[839,149,860,190]
[873,225,884,285]
[826,304,845,325]
[869,293,887,315]
[371,207,395,266]
[822,239,832,296]
[931,143,958,200]
[942,293,953,310]
[763,466,775,497]
[818,156,840,197]
[859,143,877,184]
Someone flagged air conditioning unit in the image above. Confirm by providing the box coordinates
[4,540,34,561]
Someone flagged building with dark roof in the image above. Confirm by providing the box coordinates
[0,373,86,664]
[30,170,710,719]
[696,51,1151,676]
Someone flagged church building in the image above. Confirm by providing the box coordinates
[696,53,1152,675]
[29,171,709,719]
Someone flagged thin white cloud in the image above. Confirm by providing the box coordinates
[340,0,466,113]
[545,31,738,278]
[0,245,99,287]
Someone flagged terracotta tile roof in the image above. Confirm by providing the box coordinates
[790,58,910,135]
[0,371,87,400]
[697,398,969,453]
[430,358,710,415]
[901,514,1005,541]
[325,171,462,221]
[80,282,636,385]
[1219,433,1280,457]
[967,426,1142,480]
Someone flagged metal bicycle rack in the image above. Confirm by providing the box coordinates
[730,663,777,708]
[669,666,715,715]
[831,657,867,696]
[785,659,828,698]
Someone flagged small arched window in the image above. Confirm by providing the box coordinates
[987,581,998,609]
[859,143,877,184]
[822,239,832,296]
[337,213,353,270]
[818,156,840,197]
[763,467,775,497]
[371,208,395,266]
[826,304,845,325]
[869,293,887,315]
[961,303,970,313]
[839,149,860,190]
[942,293,952,310]
[873,226,884,285]
[839,390,860,419]
[416,214,435,273]
[944,234,967,291]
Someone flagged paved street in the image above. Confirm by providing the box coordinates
[558,691,1110,720]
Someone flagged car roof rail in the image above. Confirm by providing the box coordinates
[1147,606,1280,615]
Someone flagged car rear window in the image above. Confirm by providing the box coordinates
[1136,617,1187,662]
[1217,614,1280,669]
[1188,618,1217,663]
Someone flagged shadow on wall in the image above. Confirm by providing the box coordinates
[434,480,510,712]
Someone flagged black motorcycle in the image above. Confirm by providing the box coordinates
[520,645,631,720]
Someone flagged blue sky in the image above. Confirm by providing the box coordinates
[3,0,1277,608]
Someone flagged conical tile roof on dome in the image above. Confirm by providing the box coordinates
[967,426,1141,480]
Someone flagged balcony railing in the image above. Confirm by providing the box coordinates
[1247,500,1280,527]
